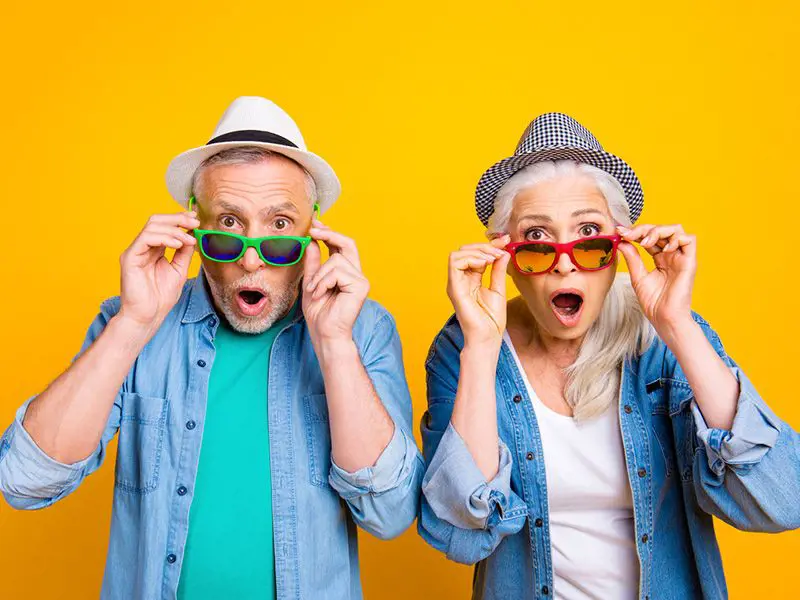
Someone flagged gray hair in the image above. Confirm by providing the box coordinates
[191,146,318,206]
[489,160,655,420]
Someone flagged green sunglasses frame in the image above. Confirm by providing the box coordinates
[188,196,319,267]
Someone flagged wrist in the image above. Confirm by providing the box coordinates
[461,340,502,366]
[314,335,358,366]
[658,316,701,350]
[111,311,162,349]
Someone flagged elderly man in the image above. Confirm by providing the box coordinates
[0,97,423,599]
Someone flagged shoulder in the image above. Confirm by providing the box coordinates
[94,278,197,330]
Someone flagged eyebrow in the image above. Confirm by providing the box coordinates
[571,208,607,219]
[519,208,607,223]
[212,200,300,220]
[259,202,300,220]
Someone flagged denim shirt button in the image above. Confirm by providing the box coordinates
[526,452,534,461]
[166,553,177,564]
[186,420,196,430]
[513,395,522,403]
[637,467,647,478]
[177,486,188,496]
[541,586,549,595]
[641,533,649,543]
[624,405,633,414]
[197,359,207,368]
[534,518,543,527]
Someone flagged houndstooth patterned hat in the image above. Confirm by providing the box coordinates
[475,113,644,226]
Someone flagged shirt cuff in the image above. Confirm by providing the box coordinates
[0,398,89,499]
[692,366,781,476]
[422,423,524,530]
[329,424,414,496]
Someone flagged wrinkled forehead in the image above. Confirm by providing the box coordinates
[200,158,311,215]
[510,175,612,224]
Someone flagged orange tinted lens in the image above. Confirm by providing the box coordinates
[573,238,615,269]
[514,243,557,273]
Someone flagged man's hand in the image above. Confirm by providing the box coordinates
[118,211,200,333]
[302,218,369,346]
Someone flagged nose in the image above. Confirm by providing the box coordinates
[238,247,265,273]
[552,249,578,275]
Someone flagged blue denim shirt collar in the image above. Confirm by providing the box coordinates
[181,269,217,324]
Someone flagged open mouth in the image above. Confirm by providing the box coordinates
[235,288,269,317]
[549,289,585,327]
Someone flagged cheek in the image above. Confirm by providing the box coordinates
[584,270,616,313]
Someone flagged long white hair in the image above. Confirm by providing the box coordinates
[488,160,655,420]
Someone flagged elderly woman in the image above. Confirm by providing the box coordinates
[418,113,800,600]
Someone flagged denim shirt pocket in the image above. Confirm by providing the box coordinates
[648,379,696,483]
[114,392,169,495]
[303,393,332,489]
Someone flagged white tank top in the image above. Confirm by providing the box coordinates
[504,332,639,600]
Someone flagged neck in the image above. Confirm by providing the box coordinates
[508,297,583,368]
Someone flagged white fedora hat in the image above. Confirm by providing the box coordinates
[166,96,341,213]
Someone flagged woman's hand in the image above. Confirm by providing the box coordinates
[616,223,697,337]
[446,235,511,348]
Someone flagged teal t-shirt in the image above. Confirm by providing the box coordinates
[177,306,296,599]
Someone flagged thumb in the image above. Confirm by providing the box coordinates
[618,241,648,284]
[489,251,510,296]
[170,244,195,277]
[303,240,322,282]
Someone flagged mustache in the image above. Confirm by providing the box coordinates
[223,271,302,296]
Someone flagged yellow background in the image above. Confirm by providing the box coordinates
[1,1,798,598]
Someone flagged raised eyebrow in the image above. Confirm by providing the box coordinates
[259,202,300,220]
[213,201,247,217]
[571,208,607,219]
[518,214,553,225]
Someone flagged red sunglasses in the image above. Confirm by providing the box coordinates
[504,234,622,275]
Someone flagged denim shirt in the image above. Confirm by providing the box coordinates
[419,313,800,600]
[0,271,424,600]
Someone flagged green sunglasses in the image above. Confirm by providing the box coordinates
[189,196,318,267]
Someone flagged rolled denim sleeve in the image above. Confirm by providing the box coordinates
[688,315,800,532]
[692,366,781,476]
[418,316,528,565]
[330,424,418,495]
[0,398,92,509]
[0,300,122,511]
[328,303,424,541]
[423,423,522,530]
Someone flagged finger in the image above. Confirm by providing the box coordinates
[449,251,496,275]
[451,249,501,263]
[452,256,492,275]
[489,251,511,295]
[640,224,684,248]
[144,224,197,245]
[674,233,697,258]
[308,226,361,269]
[147,212,201,230]
[132,232,189,254]
[170,243,195,275]
[490,234,512,250]
[459,242,506,257]
[306,254,356,292]
[310,266,365,301]
[618,241,649,284]
[661,230,689,253]
[617,223,657,244]
[303,240,322,282]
